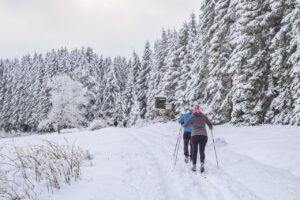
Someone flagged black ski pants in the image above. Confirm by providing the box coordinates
[191,135,208,165]
[183,132,192,158]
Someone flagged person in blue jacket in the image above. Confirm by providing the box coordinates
[179,107,193,163]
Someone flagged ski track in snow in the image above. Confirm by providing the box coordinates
[133,128,260,200]
[2,122,300,200]
[119,129,169,200]
[129,124,300,200]
[128,131,171,200]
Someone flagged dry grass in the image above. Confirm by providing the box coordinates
[0,140,92,200]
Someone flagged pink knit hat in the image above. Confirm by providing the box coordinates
[192,105,201,115]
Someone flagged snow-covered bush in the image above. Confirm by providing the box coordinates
[88,118,109,131]
[38,75,88,133]
[0,140,92,200]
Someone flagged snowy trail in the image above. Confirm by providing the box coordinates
[131,127,260,200]
[2,122,300,200]
[135,124,300,200]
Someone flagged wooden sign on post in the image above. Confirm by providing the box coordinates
[155,97,166,109]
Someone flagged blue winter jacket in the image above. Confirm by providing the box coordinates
[178,110,192,133]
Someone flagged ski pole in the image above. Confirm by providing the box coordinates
[173,127,182,158]
[210,129,220,169]
[174,128,183,169]
[173,128,181,157]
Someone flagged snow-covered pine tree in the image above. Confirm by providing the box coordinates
[161,29,179,109]
[38,74,88,133]
[152,29,169,94]
[146,42,160,120]
[113,56,129,122]
[33,53,51,129]
[137,41,152,119]
[92,55,106,119]
[122,60,135,123]
[131,51,141,86]
[129,51,141,124]
[187,12,197,45]
[265,0,298,124]
[114,56,128,92]
[44,49,59,80]
[204,0,233,124]
[187,0,217,105]
[184,13,198,106]
[72,47,98,121]
[57,47,70,75]
[174,22,191,110]
[229,0,271,125]
[10,58,25,131]
[26,53,46,130]
[145,30,171,119]
[289,1,300,125]
[0,60,4,120]
[0,60,14,132]
[101,58,118,119]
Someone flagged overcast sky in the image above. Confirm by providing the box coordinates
[0,0,202,60]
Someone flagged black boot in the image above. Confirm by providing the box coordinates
[200,162,205,173]
[192,164,196,172]
[184,156,189,163]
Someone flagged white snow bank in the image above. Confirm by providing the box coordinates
[213,124,300,178]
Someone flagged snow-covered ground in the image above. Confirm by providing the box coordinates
[1,122,300,200]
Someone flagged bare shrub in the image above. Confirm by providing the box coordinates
[0,140,92,200]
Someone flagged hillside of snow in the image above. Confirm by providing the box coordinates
[1,122,300,200]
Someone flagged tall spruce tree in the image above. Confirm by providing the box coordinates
[289,1,300,125]
[230,0,271,125]
[137,41,152,119]
[174,22,191,110]
[204,0,233,124]
[130,51,142,123]
[187,0,217,105]
[123,60,135,121]
[101,58,121,118]
[161,29,179,107]
[265,0,298,124]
